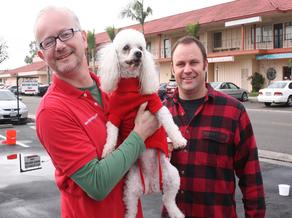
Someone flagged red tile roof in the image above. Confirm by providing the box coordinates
[95,0,292,45]
[0,61,47,75]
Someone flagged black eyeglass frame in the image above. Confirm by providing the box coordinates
[39,28,80,50]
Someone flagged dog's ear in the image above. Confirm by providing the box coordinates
[140,50,159,94]
[97,43,120,93]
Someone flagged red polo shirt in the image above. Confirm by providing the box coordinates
[36,72,143,218]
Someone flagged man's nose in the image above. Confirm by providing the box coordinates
[55,38,66,49]
[183,63,192,72]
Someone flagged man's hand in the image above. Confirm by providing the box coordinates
[133,103,159,141]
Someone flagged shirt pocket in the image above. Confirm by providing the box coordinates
[195,129,234,168]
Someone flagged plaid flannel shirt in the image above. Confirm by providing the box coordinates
[163,84,265,218]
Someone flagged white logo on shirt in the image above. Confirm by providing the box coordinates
[84,113,98,125]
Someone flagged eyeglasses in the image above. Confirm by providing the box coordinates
[39,28,80,50]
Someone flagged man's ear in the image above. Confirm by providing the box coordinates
[37,50,44,61]
[171,62,175,77]
[203,60,208,71]
[82,30,88,49]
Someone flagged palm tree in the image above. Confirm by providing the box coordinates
[87,30,96,73]
[186,22,200,39]
[0,40,8,64]
[105,26,118,41]
[120,0,153,34]
[24,41,37,64]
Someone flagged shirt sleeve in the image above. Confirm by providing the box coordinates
[70,131,145,200]
[234,109,266,217]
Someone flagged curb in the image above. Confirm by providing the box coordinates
[258,149,292,163]
[28,114,36,123]
[248,96,258,103]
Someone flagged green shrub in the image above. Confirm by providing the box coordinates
[248,72,265,92]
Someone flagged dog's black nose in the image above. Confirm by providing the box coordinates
[135,51,142,59]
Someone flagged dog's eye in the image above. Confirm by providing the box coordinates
[139,46,143,51]
[123,45,130,51]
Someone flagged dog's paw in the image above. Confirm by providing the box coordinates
[169,131,187,149]
[172,136,187,149]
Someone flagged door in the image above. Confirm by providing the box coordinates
[274,23,283,48]
[283,66,292,80]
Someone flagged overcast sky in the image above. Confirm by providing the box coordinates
[0,0,233,70]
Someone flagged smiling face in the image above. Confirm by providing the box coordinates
[113,29,146,77]
[172,42,208,100]
[35,8,88,77]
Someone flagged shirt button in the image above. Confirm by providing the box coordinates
[181,170,185,175]
[94,102,98,106]
[180,190,184,194]
[83,93,87,97]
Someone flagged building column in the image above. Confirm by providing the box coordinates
[241,24,245,50]
[158,34,162,59]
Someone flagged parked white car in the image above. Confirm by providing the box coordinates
[0,89,28,123]
[257,80,292,106]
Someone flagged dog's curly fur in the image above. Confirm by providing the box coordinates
[98,29,186,218]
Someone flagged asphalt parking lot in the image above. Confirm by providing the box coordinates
[0,96,291,217]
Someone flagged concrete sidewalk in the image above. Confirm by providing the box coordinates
[248,96,258,102]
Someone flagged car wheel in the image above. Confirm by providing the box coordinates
[241,92,248,102]
[286,96,292,106]
[264,102,272,107]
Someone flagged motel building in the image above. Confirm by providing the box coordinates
[1,0,292,92]
[95,0,292,91]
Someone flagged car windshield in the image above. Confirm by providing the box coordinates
[0,91,17,101]
[209,82,221,89]
[268,82,287,89]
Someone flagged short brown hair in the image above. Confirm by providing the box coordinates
[171,36,207,62]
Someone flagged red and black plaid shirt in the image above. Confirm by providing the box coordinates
[163,84,265,218]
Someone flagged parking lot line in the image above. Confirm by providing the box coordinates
[0,135,30,148]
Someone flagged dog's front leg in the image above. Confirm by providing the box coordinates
[101,121,118,158]
[156,106,187,149]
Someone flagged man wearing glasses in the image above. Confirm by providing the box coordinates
[35,6,159,218]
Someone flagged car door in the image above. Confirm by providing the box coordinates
[220,82,234,97]
[227,82,241,99]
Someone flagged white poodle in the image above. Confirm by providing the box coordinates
[98,28,186,218]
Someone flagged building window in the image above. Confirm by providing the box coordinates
[251,27,255,43]
[262,25,272,42]
[146,42,151,52]
[163,39,171,58]
[252,26,272,43]
[256,27,262,42]
[213,32,222,48]
[285,22,292,40]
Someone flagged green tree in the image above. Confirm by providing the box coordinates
[87,30,96,73]
[105,26,118,41]
[0,40,8,64]
[24,41,37,64]
[248,72,265,92]
[186,22,200,38]
[120,0,153,34]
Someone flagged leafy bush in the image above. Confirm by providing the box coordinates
[248,72,265,92]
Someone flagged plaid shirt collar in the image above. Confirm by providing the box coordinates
[171,83,216,104]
